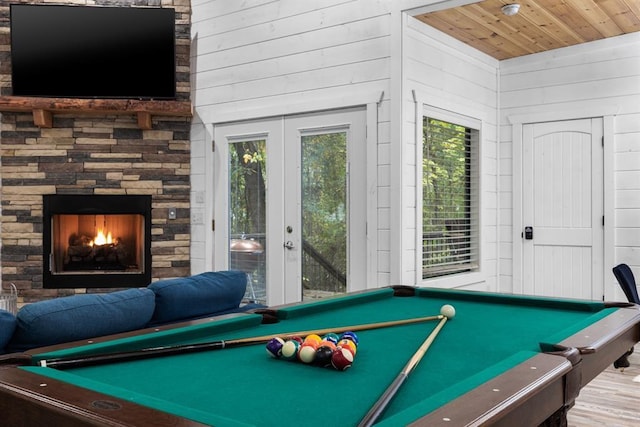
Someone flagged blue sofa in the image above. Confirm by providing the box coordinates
[0,270,264,354]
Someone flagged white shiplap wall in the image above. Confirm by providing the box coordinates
[499,32,640,300]
[189,0,394,283]
[402,15,500,291]
[191,0,392,123]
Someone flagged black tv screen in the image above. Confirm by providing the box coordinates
[10,5,176,99]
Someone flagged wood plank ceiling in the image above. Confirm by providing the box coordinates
[413,0,640,60]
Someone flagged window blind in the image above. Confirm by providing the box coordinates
[422,117,479,278]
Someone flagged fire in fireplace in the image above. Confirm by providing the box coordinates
[43,195,152,288]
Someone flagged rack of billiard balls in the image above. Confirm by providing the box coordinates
[265,331,359,371]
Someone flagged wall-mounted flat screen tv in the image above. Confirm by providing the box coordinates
[10,5,176,99]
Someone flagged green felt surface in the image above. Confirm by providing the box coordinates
[26,288,612,427]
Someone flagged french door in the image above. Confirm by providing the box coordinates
[213,108,366,306]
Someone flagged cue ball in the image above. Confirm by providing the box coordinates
[440,304,456,319]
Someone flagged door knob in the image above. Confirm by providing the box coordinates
[284,241,295,249]
[524,226,533,240]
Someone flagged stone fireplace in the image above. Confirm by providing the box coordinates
[0,112,192,304]
[0,0,193,305]
[43,195,152,289]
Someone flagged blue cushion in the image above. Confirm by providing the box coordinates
[7,288,155,352]
[0,309,17,351]
[148,270,247,324]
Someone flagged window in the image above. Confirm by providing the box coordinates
[422,113,479,278]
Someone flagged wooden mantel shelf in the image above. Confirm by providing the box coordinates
[0,96,192,129]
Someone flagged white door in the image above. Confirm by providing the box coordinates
[213,108,366,306]
[522,118,603,299]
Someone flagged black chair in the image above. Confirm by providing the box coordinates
[613,263,640,304]
[612,263,639,369]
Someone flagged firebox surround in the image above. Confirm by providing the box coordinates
[43,195,152,289]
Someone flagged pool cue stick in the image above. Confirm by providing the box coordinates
[357,314,448,427]
[39,314,443,370]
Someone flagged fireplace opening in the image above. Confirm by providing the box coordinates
[43,195,152,289]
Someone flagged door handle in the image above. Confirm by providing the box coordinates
[284,241,295,249]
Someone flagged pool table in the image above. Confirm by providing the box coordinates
[1,286,639,427]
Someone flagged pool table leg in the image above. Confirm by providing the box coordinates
[538,347,582,427]
[613,347,633,369]
[539,407,569,427]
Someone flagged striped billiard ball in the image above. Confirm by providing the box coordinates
[265,337,285,358]
[331,347,354,371]
[280,340,300,361]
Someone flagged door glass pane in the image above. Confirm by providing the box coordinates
[301,132,347,300]
[229,140,267,304]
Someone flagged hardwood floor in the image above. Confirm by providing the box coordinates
[567,345,640,426]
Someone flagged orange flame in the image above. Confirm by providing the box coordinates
[91,230,113,246]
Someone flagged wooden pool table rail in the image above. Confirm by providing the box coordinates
[0,365,206,426]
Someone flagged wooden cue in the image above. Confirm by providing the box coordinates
[357,315,448,427]
[38,314,443,370]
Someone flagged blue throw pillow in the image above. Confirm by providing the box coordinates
[7,288,155,352]
[148,270,247,324]
[0,309,17,352]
